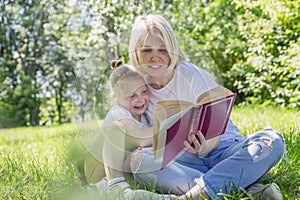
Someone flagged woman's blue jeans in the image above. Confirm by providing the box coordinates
[130,128,286,199]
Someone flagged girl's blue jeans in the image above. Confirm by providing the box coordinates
[130,128,286,199]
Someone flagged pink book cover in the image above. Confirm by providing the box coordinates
[160,93,236,169]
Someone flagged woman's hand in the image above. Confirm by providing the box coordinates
[183,131,220,156]
[184,131,205,154]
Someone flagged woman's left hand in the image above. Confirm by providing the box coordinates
[183,130,206,154]
[184,131,220,156]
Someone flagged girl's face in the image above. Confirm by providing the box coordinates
[117,77,150,121]
[136,34,171,78]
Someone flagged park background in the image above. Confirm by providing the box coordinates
[0,0,299,199]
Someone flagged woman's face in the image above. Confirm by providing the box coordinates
[136,34,171,77]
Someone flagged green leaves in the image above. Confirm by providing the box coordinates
[224,0,300,108]
[1,0,299,127]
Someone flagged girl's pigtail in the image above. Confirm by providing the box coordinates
[111,60,123,69]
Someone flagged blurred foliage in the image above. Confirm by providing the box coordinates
[226,0,300,107]
[0,0,299,127]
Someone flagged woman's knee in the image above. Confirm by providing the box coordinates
[264,128,285,150]
[255,128,286,160]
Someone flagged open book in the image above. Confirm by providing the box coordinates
[153,86,237,169]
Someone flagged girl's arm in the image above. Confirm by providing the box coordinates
[119,118,153,147]
[102,121,128,179]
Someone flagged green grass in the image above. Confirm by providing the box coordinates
[230,106,300,200]
[0,124,81,200]
[0,106,299,199]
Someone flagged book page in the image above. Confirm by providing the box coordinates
[154,100,195,121]
[197,86,233,105]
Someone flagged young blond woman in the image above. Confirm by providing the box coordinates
[84,61,174,199]
[128,14,285,200]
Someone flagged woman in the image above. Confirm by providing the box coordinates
[128,14,285,200]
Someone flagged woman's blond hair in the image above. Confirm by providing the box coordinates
[128,14,185,72]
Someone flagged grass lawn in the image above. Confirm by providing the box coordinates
[0,105,299,199]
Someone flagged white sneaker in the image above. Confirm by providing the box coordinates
[247,183,283,200]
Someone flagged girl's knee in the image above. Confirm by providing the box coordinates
[130,147,161,174]
[130,148,144,173]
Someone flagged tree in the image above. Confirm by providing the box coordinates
[0,0,77,126]
[227,0,300,107]
[0,0,45,126]
[1,0,299,128]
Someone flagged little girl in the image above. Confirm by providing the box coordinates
[84,60,174,199]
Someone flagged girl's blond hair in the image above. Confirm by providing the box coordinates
[109,60,144,104]
[129,14,185,72]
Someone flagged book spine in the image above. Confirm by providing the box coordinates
[188,107,201,137]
